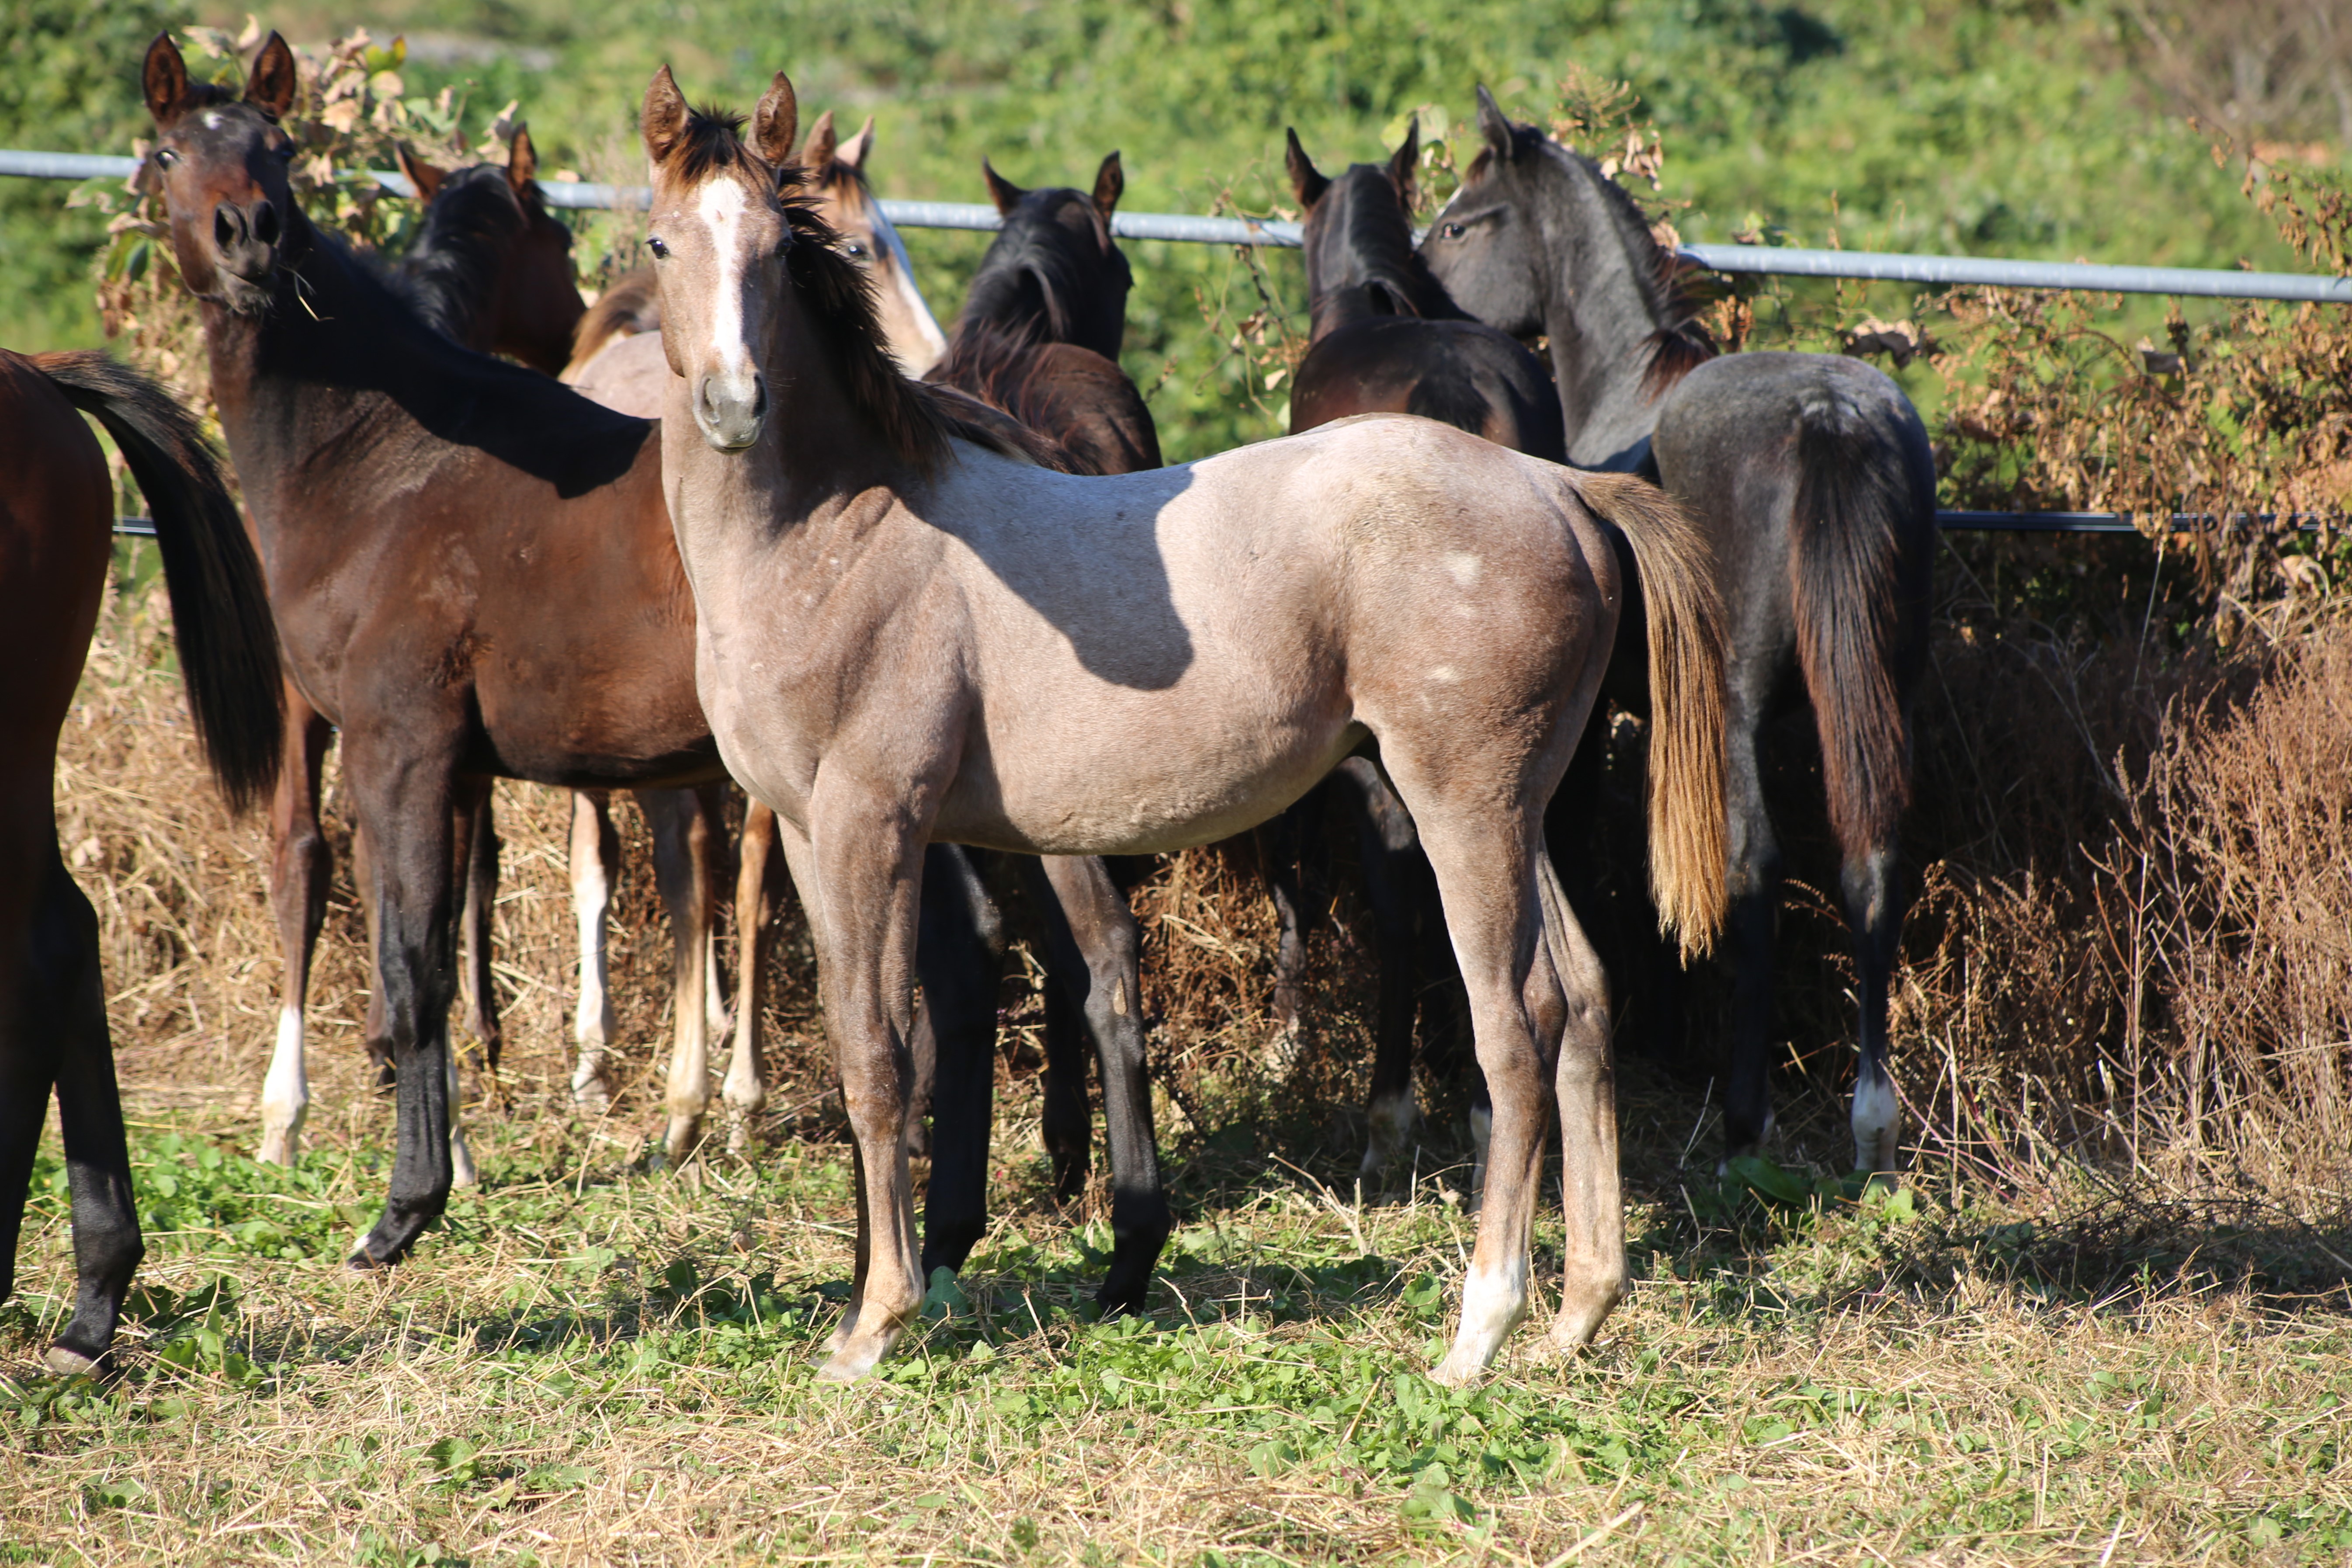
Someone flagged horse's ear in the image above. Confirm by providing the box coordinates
[1475,85,1517,164]
[801,108,837,172]
[395,142,447,203]
[643,66,688,165]
[837,116,875,171]
[1389,114,1419,208]
[751,73,798,165]
[142,33,193,125]
[506,125,538,192]
[244,32,298,121]
[1284,129,1329,211]
[982,158,1026,216]
[1091,150,1124,223]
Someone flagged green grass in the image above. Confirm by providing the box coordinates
[6,1082,2348,1564]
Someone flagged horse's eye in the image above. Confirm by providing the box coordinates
[154,148,179,170]
[1438,221,1466,241]
[648,236,670,260]
[846,242,866,258]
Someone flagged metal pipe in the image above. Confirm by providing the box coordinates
[13,146,2345,299]
[1677,243,2352,305]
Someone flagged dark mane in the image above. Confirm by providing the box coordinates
[1471,120,1715,395]
[952,188,1131,359]
[670,104,1049,474]
[1316,164,1455,321]
[402,163,534,343]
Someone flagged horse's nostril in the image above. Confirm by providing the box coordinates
[252,201,279,245]
[749,376,769,421]
[215,206,241,247]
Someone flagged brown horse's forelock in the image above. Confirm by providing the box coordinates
[669,104,1037,475]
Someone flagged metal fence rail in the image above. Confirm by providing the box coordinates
[9,147,2349,302]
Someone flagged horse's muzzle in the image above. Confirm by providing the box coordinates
[694,370,768,453]
[211,197,281,286]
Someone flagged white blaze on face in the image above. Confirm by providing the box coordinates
[695,176,760,393]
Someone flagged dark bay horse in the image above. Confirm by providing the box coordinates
[640,69,1728,1383]
[0,347,281,1373]
[1422,90,1937,1173]
[254,120,736,1174]
[142,31,740,1259]
[1274,125,1568,1183]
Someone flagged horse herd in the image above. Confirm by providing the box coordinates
[0,31,1936,1387]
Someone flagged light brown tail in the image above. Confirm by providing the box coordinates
[1570,469,1727,959]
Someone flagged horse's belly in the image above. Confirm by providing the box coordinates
[937,697,1362,856]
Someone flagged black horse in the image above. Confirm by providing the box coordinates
[914,151,1169,1315]
[1422,89,1937,1173]
[1270,123,1567,1183]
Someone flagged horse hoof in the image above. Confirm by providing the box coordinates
[43,1343,101,1377]
[256,1130,298,1167]
[345,1249,392,1273]
[815,1339,887,1384]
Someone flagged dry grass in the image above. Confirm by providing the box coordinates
[7,542,2352,1563]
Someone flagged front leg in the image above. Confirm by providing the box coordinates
[259,684,332,1165]
[806,783,929,1384]
[343,725,465,1270]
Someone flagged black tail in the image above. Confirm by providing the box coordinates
[33,351,282,811]
[1786,400,1936,856]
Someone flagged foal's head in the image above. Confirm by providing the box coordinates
[801,111,948,377]
[1284,121,1449,325]
[398,129,586,375]
[642,66,951,466]
[960,152,1132,361]
[140,32,304,314]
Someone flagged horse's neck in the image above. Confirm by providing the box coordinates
[1537,167,1672,470]
[1310,208,1453,338]
[202,230,399,478]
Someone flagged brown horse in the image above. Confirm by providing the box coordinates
[253,122,735,1174]
[640,68,1728,1383]
[142,31,748,1257]
[0,347,281,1374]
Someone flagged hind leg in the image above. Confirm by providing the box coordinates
[916,843,1006,1279]
[1329,758,1425,1179]
[259,689,332,1164]
[452,774,503,1075]
[568,791,621,1111]
[1031,855,1166,1315]
[40,860,140,1374]
[1257,787,1324,1057]
[724,801,781,1153]
[644,787,719,1162]
[1411,808,1599,1386]
[1721,707,1783,1162]
[1844,840,1905,1174]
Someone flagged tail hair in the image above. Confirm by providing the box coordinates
[1568,468,1727,959]
[1787,414,1930,856]
[33,351,282,811]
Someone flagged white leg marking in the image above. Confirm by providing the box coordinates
[257,1005,308,1166]
[1433,1252,1530,1386]
[1851,1068,1901,1175]
[447,1044,477,1189]
[570,795,615,1111]
[1360,1088,1419,1178]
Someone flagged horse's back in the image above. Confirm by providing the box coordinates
[1293,318,1565,464]
[568,329,671,421]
